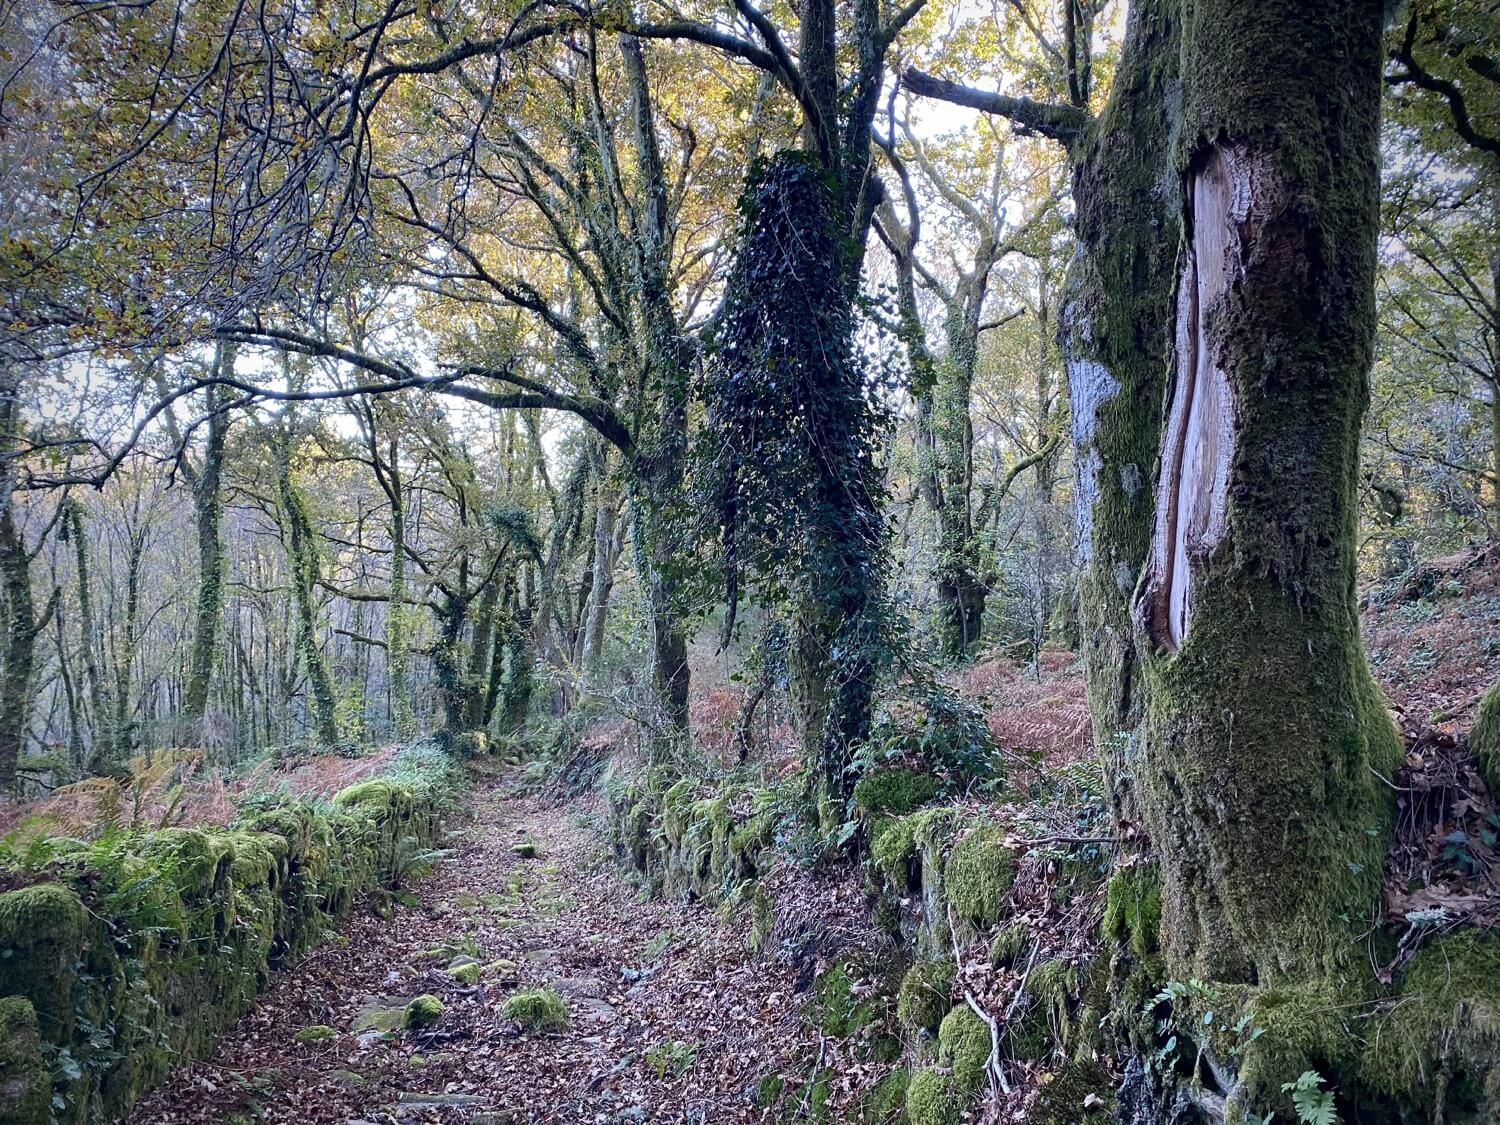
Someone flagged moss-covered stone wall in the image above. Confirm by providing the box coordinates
[0,743,461,1125]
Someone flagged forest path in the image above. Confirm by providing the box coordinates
[129,777,809,1125]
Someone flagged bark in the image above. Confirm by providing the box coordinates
[273,433,340,749]
[580,463,621,680]
[0,503,41,791]
[1134,0,1400,982]
[1057,0,1183,820]
[182,382,228,737]
[63,500,110,773]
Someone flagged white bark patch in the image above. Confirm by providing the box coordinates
[1065,303,1120,565]
[1144,145,1257,649]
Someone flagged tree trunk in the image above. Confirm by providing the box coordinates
[273,434,340,749]
[64,500,111,773]
[1058,0,1183,820]
[182,381,228,740]
[1134,0,1398,982]
[580,474,619,680]
[0,501,37,792]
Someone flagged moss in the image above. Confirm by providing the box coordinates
[862,1068,908,1123]
[0,883,86,1040]
[937,1004,990,1091]
[853,768,941,816]
[1025,1059,1113,1123]
[1359,929,1500,1119]
[990,922,1029,968]
[661,779,695,843]
[943,825,1018,927]
[904,1067,963,1125]
[811,959,890,1047]
[729,812,772,859]
[748,885,774,953]
[448,962,481,985]
[896,960,954,1035]
[503,987,569,1032]
[1472,683,1500,794]
[403,994,445,1029]
[0,997,49,1125]
[332,779,411,815]
[1101,864,1161,960]
[510,837,539,859]
[755,1073,785,1108]
[142,827,232,899]
[293,1025,336,1044]
[871,806,954,888]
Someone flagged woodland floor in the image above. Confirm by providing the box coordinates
[128,777,814,1125]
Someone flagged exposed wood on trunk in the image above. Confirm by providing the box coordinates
[1143,145,1247,649]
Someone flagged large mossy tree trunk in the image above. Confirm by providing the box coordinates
[1058,0,1183,823]
[1134,0,1400,983]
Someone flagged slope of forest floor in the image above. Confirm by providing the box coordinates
[126,776,815,1124]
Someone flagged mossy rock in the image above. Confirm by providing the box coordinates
[870,807,955,889]
[904,1067,964,1125]
[755,1073,785,1108]
[943,825,1018,928]
[448,962,482,985]
[896,960,954,1035]
[332,780,411,817]
[1360,928,1500,1120]
[503,987,569,1032]
[403,995,445,1029]
[293,1025,336,1045]
[142,827,233,899]
[854,768,941,816]
[938,1004,991,1092]
[810,959,891,1048]
[0,882,86,1040]
[1025,1059,1113,1123]
[1471,684,1500,795]
[862,1068,908,1123]
[0,997,49,1125]
[510,837,540,859]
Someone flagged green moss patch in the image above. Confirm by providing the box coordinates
[905,1067,964,1125]
[938,1004,991,1091]
[897,960,955,1035]
[943,825,1018,928]
[853,768,941,816]
[503,987,569,1032]
[403,994,445,1029]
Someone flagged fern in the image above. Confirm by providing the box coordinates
[1281,1071,1338,1125]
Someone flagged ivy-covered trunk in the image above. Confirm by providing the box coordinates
[928,301,987,659]
[1134,0,1399,982]
[713,153,887,801]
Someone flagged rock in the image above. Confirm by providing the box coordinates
[293,1024,336,1044]
[448,962,482,985]
[403,994,445,1029]
[395,1091,490,1106]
